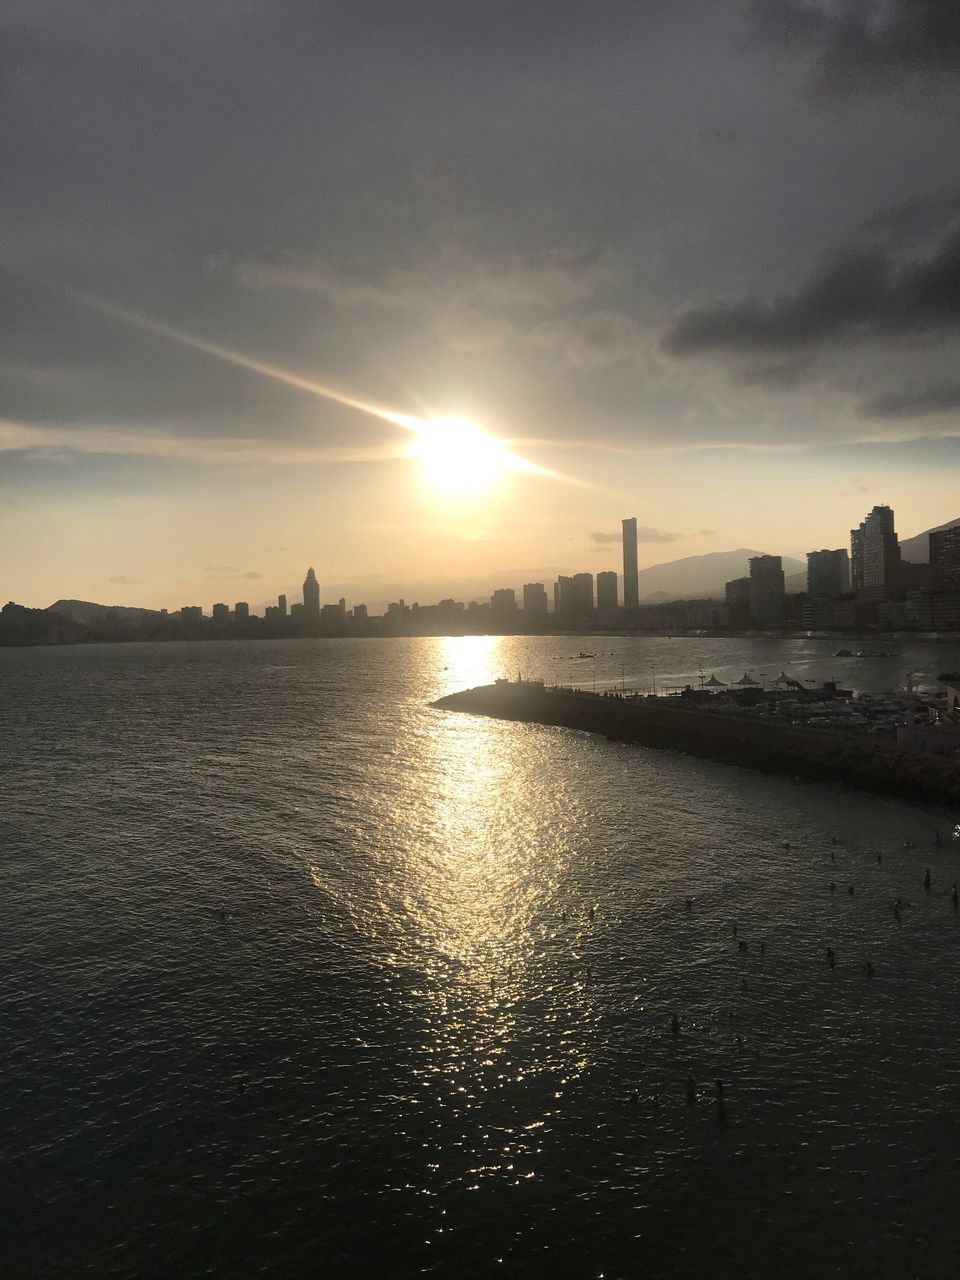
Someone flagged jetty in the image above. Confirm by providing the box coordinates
[433,682,960,806]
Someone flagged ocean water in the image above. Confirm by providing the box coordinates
[3,634,960,1279]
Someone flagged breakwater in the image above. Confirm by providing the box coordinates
[434,683,960,806]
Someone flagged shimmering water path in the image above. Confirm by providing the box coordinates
[3,635,960,1278]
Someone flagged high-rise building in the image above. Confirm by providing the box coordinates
[523,582,548,617]
[850,505,900,601]
[748,555,785,622]
[930,526,960,592]
[491,588,517,614]
[180,605,203,622]
[234,601,250,621]
[806,549,850,598]
[554,575,575,619]
[278,593,288,617]
[303,567,320,618]
[622,517,639,610]
[572,572,594,614]
[596,570,618,611]
[211,602,230,622]
[353,603,368,621]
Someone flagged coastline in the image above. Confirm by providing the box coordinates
[433,682,960,807]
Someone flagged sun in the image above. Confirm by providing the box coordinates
[411,417,514,496]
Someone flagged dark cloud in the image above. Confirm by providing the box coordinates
[589,531,621,544]
[860,382,960,420]
[748,1,960,99]
[663,229,960,357]
[108,573,139,585]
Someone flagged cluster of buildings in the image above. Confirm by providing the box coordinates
[173,507,960,637]
[722,506,960,633]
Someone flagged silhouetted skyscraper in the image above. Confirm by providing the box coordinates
[851,505,899,601]
[596,570,618,611]
[748,555,785,622]
[234,601,250,621]
[211,602,230,622]
[807,549,850,598]
[622,517,639,610]
[523,583,548,617]
[278,593,287,617]
[303,567,320,618]
[572,572,594,614]
[930,526,960,592]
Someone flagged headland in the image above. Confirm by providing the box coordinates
[433,681,960,806]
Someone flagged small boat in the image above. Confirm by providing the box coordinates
[834,648,854,657]
[577,651,596,659]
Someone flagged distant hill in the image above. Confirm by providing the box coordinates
[636,549,806,601]
[1,602,91,646]
[47,599,161,628]
[899,517,960,564]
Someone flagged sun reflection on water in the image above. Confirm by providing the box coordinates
[307,636,605,1203]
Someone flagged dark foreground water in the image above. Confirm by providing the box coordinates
[3,634,960,1279]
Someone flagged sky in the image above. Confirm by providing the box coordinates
[2,0,959,612]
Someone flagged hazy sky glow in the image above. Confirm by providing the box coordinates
[2,0,959,610]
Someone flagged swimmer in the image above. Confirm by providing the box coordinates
[831,836,839,846]
[830,847,836,861]
[893,898,901,917]
[671,1012,680,1037]
[924,868,931,892]
[588,906,596,922]
[629,1091,639,1106]
[865,961,874,979]
[685,898,693,911]
[847,885,855,896]
[741,976,747,992]
[783,841,791,850]
[935,830,943,849]
[953,884,958,907]
[877,852,882,865]
[733,923,738,937]
[826,947,835,968]
[715,1078,724,1100]
[760,940,766,956]
[561,909,568,923]
[738,938,748,953]
[237,1079,246,1094]
[829,882,836,892]
[686,1073,697,1104]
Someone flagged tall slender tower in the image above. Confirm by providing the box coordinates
[622,517,639,610]
[303,566,321,619]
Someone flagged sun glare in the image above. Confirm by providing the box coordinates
[411,417,514,496]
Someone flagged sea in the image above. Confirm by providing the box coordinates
[4,633,960,1279]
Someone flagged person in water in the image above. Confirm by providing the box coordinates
[952,885,958,907]
[829,882,836,892]
[686,1073,697,1104]
[924,868,931,892]
[826,947,835,968]
[671,1012,680,1037]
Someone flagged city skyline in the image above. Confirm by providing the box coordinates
[29,500,951,630]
